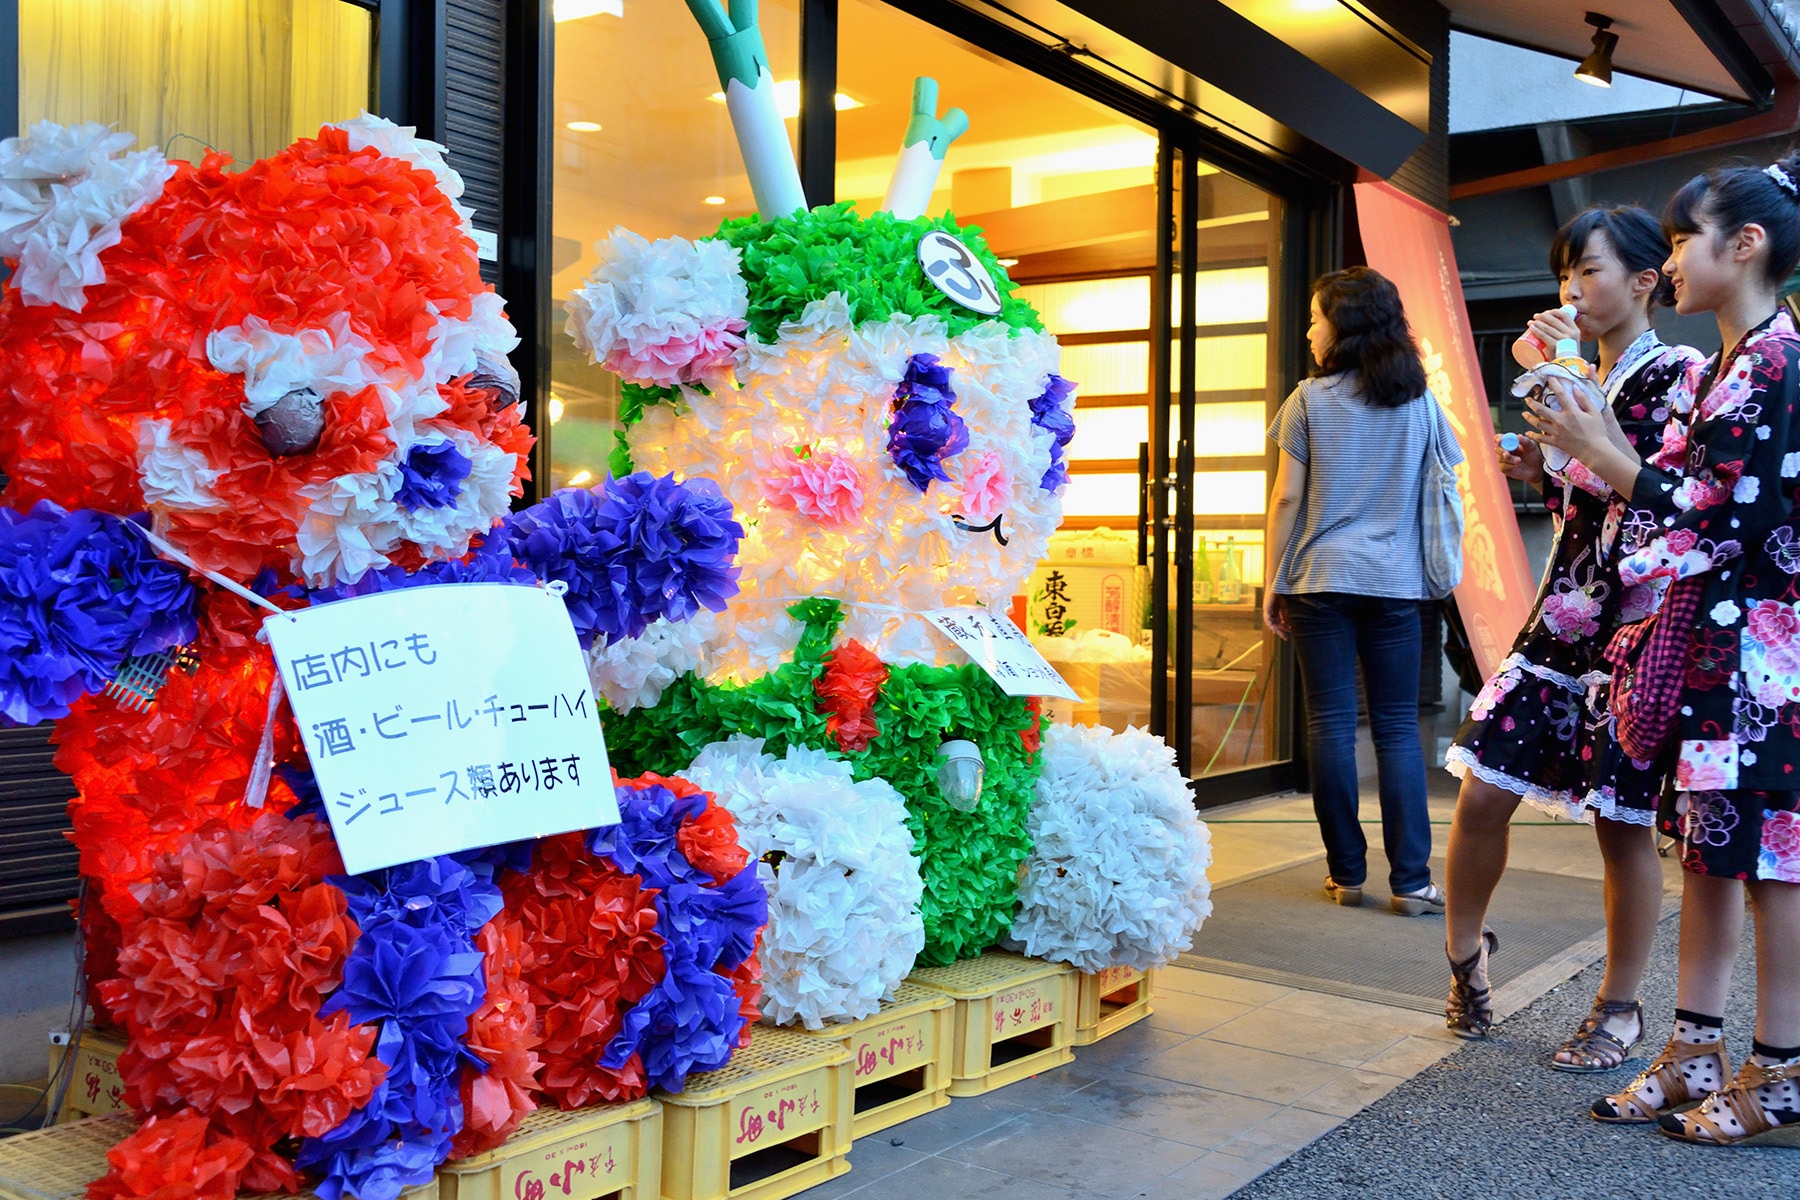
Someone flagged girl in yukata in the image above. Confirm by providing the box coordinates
[1534,156,1800,1149]
[1443,207,1703,1069]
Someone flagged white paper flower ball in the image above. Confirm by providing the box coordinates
[684,736,925,1028]
[1012,723,1212,972]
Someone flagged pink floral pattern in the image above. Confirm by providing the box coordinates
[956,450,1011,523]
[761,450,867,529]
[603,319,747,388]
[1760,809,1800,882]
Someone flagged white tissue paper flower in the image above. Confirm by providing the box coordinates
[564,228,748,362]
[0,121,174,310]
[587,613,718,712]
[684,737,925,1028]
[1012,723,1212,972]
[207,313,379,417]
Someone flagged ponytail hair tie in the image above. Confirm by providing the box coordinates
[1767,163,1799,198]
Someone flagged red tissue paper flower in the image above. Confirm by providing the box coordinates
[92,811,385,1197]
[815,638,889,752]
[88,1112,254,1200]
[502,832,664,1109]
[450,910,542,1159]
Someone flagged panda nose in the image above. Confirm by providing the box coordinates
[255,386,324,456]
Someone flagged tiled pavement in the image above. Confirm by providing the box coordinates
[797,777,1685,1200]
[801,962,1461,1200]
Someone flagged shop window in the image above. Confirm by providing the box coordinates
[839,0,1286,778]
[547,0,800,491]
[19,0,372,164]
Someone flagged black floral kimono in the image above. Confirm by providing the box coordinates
[1618,310,1800,881]
[1448,330,1703,824]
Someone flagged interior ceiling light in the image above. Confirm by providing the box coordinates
[565,120,602,133]
[1574,12,1617,88]
[703,195,726,205]
[554,0,622,20]
[709,82,864,119]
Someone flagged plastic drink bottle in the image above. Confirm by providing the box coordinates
[1511,304,1579,368]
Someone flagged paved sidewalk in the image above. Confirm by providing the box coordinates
[800,777,1672,1200]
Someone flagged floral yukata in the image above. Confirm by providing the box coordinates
[1617,310,1800,881]
[1448,330,1705,824]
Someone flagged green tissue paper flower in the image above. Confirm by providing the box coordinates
[714,202,1044,343]
[601,599,1046,964]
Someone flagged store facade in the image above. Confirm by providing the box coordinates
[0,0,1446,934]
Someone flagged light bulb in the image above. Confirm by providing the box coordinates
[936,740,984,812]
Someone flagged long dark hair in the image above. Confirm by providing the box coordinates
[1664,150,1800,287]
[1312,267,1426,408]
[1551,205,1675,308]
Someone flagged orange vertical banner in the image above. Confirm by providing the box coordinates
[1354,180,1533,679]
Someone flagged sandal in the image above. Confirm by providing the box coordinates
[1591,1037,1729,1123]
[1551,998,1643,1073]
[1445,929,1497,1039]
[1658,1059,1800,1147]
[1324,876,1362,907]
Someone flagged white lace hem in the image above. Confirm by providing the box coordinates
[1493,651,1590,694]
[1444,746,1658,826]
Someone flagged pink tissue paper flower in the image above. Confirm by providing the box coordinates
[603,319,746,388]
[763,451,867,529]
[957,451,1011,524]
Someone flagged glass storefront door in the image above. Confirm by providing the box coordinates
[546,0,1300,798]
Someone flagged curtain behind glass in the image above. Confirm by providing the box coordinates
[20,0,371,164]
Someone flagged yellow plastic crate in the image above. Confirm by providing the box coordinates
[906,951,1076,1097]
[0,1114,436,1200]
[657,1027,852,1200]
[46,1031,128,1125]
[438,1097,661,1200]
[1072,966,1158,1046]
[795,983,953,1139]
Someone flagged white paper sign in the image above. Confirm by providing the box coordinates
[923,607,1080,700]
[264,582,618,875]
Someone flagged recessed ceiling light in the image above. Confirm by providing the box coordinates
[565,469,594,487]
[704,195,726,205]
[565,120,602,133]
[554,0,622,20]
[998,257,1020,267]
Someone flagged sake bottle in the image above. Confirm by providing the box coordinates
[1196,537,1213,604]
[1218,536,1242,604]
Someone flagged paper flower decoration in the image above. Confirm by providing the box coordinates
[0,119,531,588]
[585,613,718,714]
[1029,374,1076,490]
[684,737,925,1028]
[564,227,750,389]
[888,352,969,492]
[502,474,744,646]
[1012,723,1213,972]
[0,120,174,310]
[815,638,887,753]
[0,502,196,725]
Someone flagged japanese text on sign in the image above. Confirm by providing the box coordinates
[265,583,619,874]
[923,607,1080,701]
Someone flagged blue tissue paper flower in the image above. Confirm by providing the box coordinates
[0,502,197,725]
[395,440,474,510]
[502,472,743,647]
[1029,373,1077,490]
[887,353,969,492]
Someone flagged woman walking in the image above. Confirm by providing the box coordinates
[1532,156,1800,1147]
[1442,206,1703,1067]
[1264,267,1459,916]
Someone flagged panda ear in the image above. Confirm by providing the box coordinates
[467,350,522,412]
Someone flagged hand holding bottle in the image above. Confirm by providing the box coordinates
[1512,305,1580,368]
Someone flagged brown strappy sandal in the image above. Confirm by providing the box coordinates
[1591,1037,1729,1123]
[1551,998,1643,1073]
[1445,929,1497,1039]
[1658,1059,1800,1147]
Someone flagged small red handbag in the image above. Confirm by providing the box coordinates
[1604,576,1704,763]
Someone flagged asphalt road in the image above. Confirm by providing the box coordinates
[1228,911,1795,1200]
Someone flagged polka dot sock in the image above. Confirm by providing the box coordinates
[1747,1041,1800,1126]
[1595,1010,1725,1119]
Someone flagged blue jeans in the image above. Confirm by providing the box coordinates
[1284,592,1432,894]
